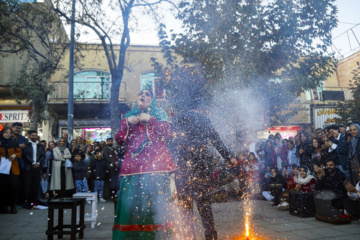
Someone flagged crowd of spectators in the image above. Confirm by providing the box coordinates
[0,122,124,214]
[220,123,360,220]
[1,121,359,221]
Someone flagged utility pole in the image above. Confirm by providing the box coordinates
[67,0,76,141]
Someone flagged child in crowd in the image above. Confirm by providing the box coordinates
[72,152,91,204]
[91,149,107,202]
[40,172,49,202]
[246,152,261,196]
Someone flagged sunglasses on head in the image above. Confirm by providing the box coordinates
[139,91,151,97]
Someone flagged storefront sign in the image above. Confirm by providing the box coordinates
[258,126,303,139]
[0,110,30,122]
[283,104,311,124]
[313,107,339,129]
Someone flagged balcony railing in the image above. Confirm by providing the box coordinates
[48,81,127,103]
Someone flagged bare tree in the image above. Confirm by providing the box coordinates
[53,0,178,136]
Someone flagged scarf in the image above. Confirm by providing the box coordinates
[295,169,315,185]
[57,145,67,155]
[274,140,282,148]
[349,123,360,159]
[125,97,170,156]
[125,97,170,123]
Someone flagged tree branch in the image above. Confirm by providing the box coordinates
[54,6,116,73]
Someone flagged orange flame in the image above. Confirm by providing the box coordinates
[244,197,251,238]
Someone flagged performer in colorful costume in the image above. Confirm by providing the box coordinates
[113,89,176,240]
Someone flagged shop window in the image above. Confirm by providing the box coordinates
[74,71,111,100]
[140,73,167,100]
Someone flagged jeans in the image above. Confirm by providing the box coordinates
[75,179,89,193]
[94,180,104,198]
[337,165,350,182]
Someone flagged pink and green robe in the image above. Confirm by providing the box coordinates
[113,102,176,240]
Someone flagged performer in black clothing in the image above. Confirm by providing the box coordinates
[171,105,235,240]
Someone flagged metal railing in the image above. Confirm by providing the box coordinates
[48,81,127,102]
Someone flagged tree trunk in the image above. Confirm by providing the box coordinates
[30,101,41,131]
[110,72,121,139]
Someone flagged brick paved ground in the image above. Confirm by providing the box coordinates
[0,200,359,240]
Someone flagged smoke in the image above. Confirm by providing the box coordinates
[208,87,269,153]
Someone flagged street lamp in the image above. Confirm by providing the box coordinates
[67,0,76,141]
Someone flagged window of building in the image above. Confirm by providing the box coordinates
[74,71,111,100]
[305,82,324,101]
[140,73,167,100]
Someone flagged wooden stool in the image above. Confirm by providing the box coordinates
[73,192,98,228]
[46,198,86,240]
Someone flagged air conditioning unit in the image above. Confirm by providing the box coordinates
[322,91,345,101]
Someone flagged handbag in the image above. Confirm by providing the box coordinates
[65,159,73,168]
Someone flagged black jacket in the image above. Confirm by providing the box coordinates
[296,140,313,170]
[24,141,45,170]
[270,173,286,189]
[332,134,349,169]
[73,160,88,181]
[171,111,232,181]
[315,168,347,199]
[91,158,107,180]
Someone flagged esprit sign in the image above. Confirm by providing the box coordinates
[0,110,30,122]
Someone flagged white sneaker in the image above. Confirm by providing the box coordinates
[86,200,92,205]
[277,202,289,211]
[99,198,106,203]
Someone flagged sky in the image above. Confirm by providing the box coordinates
[52,0,360,58]
[331,0,360,58]
[128,0,360,59]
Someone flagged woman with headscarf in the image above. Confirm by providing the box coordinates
[49,137,74,198]
[294,166,316,193]
[0,127,22,214]
[311,138,328,171]
[348,123,360,185]
[296,132,313,171]
[277,165,316,210]
[113,89,176,240]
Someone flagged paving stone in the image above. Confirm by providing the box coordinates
[291,229,327,239]
[307,227,350,237]
[265,221,316,232]
[1,200,359,240]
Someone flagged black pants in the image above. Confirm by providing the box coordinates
[333,198,360,218]
[23,167,41,202]
[108,167,121,199]
[175,170,217,240]
[0,172,19,208]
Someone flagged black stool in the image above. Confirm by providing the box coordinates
[46,198,86,240]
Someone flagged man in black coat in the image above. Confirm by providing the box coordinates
[102,138,121,199]
[315,158,347,210]
[327,124,349,181]
[23,130,45,205]
[171,105,235,240]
